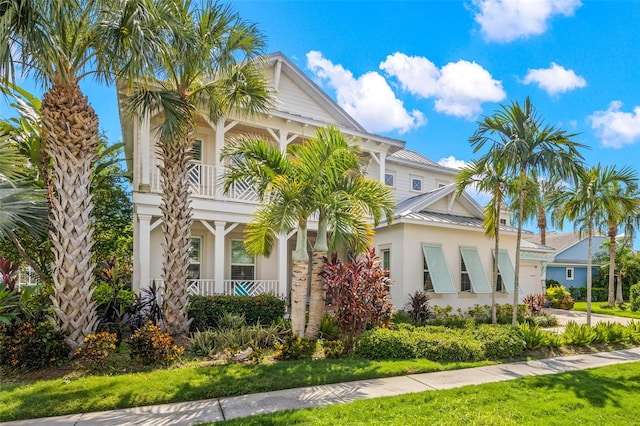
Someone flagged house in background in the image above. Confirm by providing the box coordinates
[525,232,606,289]
[119,51,552,310]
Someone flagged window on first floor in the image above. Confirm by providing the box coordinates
[496,270,504,292]
[188,237,201,280]
[566,267,574,280]
[460,256,472,292]
[423,254,434,292]
[231,240,255,281]
[381,249,391,276]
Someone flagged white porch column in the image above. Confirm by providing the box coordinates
[214,118,225,198]
[139,114,151,191]
[278,233,289,300]
[214,221,226,293]
[379,152,386,183]
[137,214,152,293]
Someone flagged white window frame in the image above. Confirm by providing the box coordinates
[410,176,423,192]
[231,239,255,281]
[188,237,202,280]
[381,248,391,275]
[566,267,574,281]
[460,256,472,292]
[384,172,395,187]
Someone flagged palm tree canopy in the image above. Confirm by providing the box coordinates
[124,0,272,144]
[469,97,587,181]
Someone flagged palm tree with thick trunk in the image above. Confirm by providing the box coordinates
[0,0,161,349]
[469,97,585,326]
[552,164,638,326]
[126,0,271,337]
[456,153,510,324]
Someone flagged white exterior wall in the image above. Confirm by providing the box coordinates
[377,223,525,310]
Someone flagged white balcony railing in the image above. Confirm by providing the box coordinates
[150,159,259,202]
[152,279,279,297]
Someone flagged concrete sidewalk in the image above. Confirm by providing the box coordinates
[3,347,640,426]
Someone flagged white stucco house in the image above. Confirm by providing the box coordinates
[119,52,553,310]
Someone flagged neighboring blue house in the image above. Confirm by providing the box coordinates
[526,232,606,289]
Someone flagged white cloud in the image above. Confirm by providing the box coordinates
[306,51,425,134]
[589,101,640,148]
[522,63,586,95]
[438,156,467,169]
[471,0,582,43]
[380,53,505,119]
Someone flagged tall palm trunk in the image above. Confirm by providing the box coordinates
[512,170,526,326]
[305,216,328,339]
[159,132,194,337]
[491,194,502,324]
[586,224,593,326]
[41,81,98,351]
[537,205,547,246]
[616,271,624,304]
[608,225,617,305]
[290,222,309,337]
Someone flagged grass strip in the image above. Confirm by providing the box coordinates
[215,360,640,425]
[573,301,640,320]
[0,358,491,422]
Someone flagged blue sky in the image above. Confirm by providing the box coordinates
[2,1,640,198]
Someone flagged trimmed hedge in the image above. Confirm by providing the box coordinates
[355,324,525,362]
[188,294,285,331]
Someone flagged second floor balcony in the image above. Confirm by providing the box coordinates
[150,159,259,203]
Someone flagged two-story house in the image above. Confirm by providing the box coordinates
[119,52,553,310]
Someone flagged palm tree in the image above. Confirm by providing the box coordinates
[222,126,394,338]
[599,179,639,305]
[126,0,272,336]
[297,127,395,339]
[519,173,561,246]
[456,153,510,324]
[0,0,161,349]
[552,164,638,325]
[469,97,585,326]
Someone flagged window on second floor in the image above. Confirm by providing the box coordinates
[384,173,395,187]
[411,177,423,192]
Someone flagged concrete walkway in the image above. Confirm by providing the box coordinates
[4,347,640,426]
[548,308,635,326]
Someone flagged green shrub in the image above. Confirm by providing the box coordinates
[414,331,484,362]
[188,323,285,356]
[391,309,414,326]
[569,286,607,302]
[593,322,628,344]
[517,323,552,350]
[188,294,285,331]
[75,331,118,366]
[630,283,640,312]
[275,335,315,361]
[322,339,345,359]
[128,322,184,365]
[495,304,527,324]
[470,324,526,359]
[0,321,69,369]
[627,321,640,344]
[319,314,340,340]
[355,328,416,360]
[524,313,558,328]
[563,321,596,346]
[546,285,574,310]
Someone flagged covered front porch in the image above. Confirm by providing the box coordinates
[134,213,294,301]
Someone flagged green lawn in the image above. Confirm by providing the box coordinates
[0,357,492,422]
[215,361,640,425]
[573,301,640,320]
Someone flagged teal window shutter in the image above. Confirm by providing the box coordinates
[421,243,456,294]
[460,247,491,294]
[496,250,516,293]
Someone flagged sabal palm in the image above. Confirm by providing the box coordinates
[126,0,271,336]
[456,153,510,324]
[0,0,158,349]
[469,97,585,326]
[552,164,638,325]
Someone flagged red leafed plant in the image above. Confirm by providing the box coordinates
[321,248,392,351]
[522,293,548,316]
[0,258,20,291]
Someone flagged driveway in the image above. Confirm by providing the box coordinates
[547,308,634,326]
